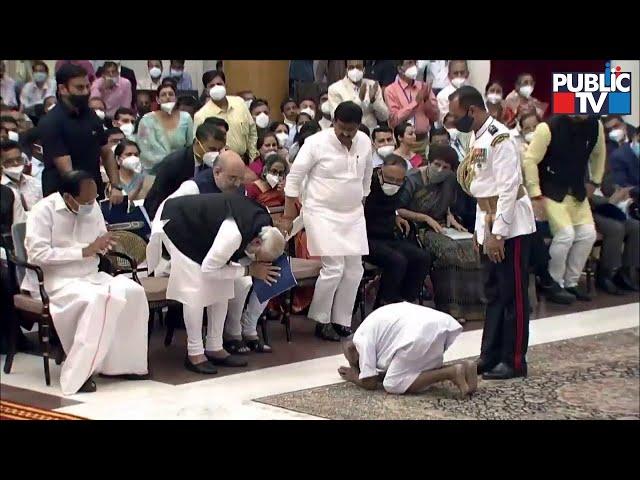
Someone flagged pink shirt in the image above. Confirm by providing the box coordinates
[55,60,96,83]
[384,77,439,135]
[90,76,132,117]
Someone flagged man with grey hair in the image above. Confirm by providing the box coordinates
[147,193,285,373]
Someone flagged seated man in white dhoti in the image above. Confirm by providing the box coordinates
[22,170,149,395]
[147,192,285,374]
[338,302,477,396]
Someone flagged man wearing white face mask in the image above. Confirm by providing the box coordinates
[22,170,149,394]
[328,60,389,131]
[113,107,137,138]
[193,70,258,162]
[436,60,470,123]
[364,154,431,306]
[1,140,42,211]
[143,122,227,220]
[602,114,636,155]
[318,91,332,130]
[138,60,164,91]
[371,125,411,170]
[249,99,271,132]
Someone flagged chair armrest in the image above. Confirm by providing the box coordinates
[6,253,51,307]
[103,251,140,283]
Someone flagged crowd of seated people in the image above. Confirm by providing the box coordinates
[1,58,638,394]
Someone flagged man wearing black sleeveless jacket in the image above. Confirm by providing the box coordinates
[523,115,605,302]
[147,193,285,374]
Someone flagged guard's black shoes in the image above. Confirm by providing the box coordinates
[541,281,576,305]
[332,324,353,337]
[476,358,496,375]
[315,323,341,342]
[565,285,592,302]
[613,269,639,292]
[482,362,527,380]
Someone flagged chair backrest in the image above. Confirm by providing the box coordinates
[111,230,148,267]
[11,222,27,285]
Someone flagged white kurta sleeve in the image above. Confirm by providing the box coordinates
[200,218,246,280]
[26,205,83,265]
[371,85,389,122]
[492,138,522,237]
[284,141,316,198]
[362,145,373,197]
[356,338,378,380]
[168,180,200,200]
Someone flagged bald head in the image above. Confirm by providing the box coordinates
[213,149,246,192]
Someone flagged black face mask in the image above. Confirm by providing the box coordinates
[68,93,90,111]
[454,108,474,133]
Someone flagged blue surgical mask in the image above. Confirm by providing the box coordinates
[33,71,47,83]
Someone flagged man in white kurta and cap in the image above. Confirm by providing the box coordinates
[23,170,149,395]
[282,101,373,341]
[338,302,477,395]
[147,192,285,373]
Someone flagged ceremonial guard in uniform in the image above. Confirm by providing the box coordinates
[451,86,536,380]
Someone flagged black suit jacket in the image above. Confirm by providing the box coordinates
[96,65,137,109]
[144,146,210,220]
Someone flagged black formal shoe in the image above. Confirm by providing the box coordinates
[613,269,639,292]
[331,324,353,337]
[564,285,592,302]
[99,372,151,380]
[541,281,576,305]
[482,362,527,380]
[78,376,97,393]
[205,353,248,367]
[596,275,624,295]
[476,359,496,375]
[184,357,218,374]
[315,323,341,342]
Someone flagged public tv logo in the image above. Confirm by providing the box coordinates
[552,62,632,115]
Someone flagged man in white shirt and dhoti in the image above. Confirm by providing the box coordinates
[282,101,373,341]
[23,170,149,395]
[338,302,477,395]
[147,193,285,373]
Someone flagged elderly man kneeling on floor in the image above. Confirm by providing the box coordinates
[338,302,477,396]
[147,192,285,374]
[23,170,149,395]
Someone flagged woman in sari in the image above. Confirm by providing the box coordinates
[397,144,484,323]
[248,132,279,179]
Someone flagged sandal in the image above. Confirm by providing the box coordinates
[222,339,251,355]
[244,337,272,353]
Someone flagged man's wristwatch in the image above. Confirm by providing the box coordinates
[494,235,503,241]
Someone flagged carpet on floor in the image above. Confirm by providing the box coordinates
[0,400,86,420]
[256,328,639,420]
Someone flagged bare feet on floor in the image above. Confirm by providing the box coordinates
[338,365,358,383]
[463,360,478,395]
[452,363,470,397]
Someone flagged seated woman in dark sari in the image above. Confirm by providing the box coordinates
[246,153,288,208]
[397,145,485,323]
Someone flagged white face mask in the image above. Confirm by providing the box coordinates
[608,128,626,143]
[377,145,395,158]
[119,122,135,136]
[445,128,459,141]
[94,109,105,120]
[275,132,289,147]
[149,67,162,79]
[209,85,227,101]
[8,130,19,142]
[320,101,332,116]
[519,85,534,98]
[160,101,175,114]
[67,196,94,216]
[121,155,142,173]
[300,107,315,118]
[404,65,418,81]
[524,132,535,144]
[202,151,219,167]
[3,165,24,180]
[111,143,117,153]
[486,93,502,104]
[265,173,281,188]
[381,183,401,196]
[451,76,466,88]
[347,68,364,83]
[255,112,270,129]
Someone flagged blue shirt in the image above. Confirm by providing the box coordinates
[161,72,193,91]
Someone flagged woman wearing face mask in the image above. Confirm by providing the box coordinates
[511,112,540,155]
[138,60,164,91]
[268,121,291,161]
[248,132,279,178]
[504,73,548,128]
[246,153,289,207]
[137,83,194,174]
[396,145,484,323]
[113,140,152,200]
[393,122,424,168]
[484,81,504,108]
